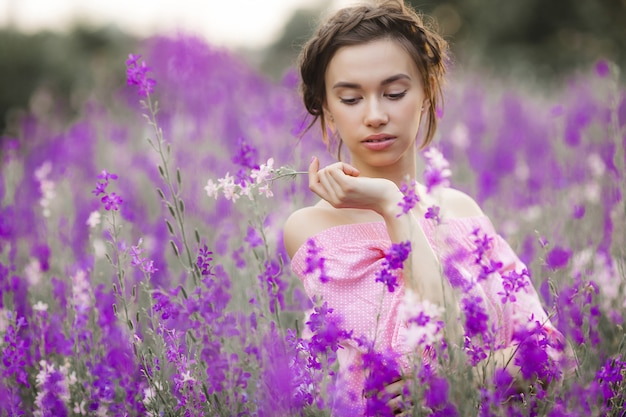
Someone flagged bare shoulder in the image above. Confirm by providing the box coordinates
[283,204,343,260]
[440,187,485,219]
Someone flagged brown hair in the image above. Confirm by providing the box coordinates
[298,0,448,155]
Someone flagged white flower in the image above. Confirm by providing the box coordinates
[181,370,195,383]
[587,153,605,177]
[34,163,56,218]
[204,178,220,199]
[25,258,42,286]
[0,309,8,334]
[92,238,107,259]
[450,123,469,150]
[33,301,48,312]
[400,290,445,350]
[72,269,92,312]
[251,157,275,184]
[258,183,274,198]
[218,173,240,201]
[86,211,101,228]
[73,401,86,415]
[34,161,52,181]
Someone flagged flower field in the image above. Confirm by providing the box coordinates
[0,34,625,416]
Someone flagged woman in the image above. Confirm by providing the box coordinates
[283,1,570,414]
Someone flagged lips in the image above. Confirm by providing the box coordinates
[362,134,396,150]
[363,134,395,143]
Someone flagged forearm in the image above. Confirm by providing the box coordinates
[378,192,444,303]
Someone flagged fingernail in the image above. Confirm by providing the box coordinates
[310,156,316,163]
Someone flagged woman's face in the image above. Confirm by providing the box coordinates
[323,38,427,172]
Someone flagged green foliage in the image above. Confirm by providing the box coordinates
[0,25,136,135]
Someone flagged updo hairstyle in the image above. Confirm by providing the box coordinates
[298,0,449,151]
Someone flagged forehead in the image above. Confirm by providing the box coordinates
[325,38,421,87]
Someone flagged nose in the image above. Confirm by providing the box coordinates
[364,98,388,128]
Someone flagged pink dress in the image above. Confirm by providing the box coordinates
[290,215,563,414]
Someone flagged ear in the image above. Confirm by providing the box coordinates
[323,106,334,124]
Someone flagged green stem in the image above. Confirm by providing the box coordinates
[145,95,200,285]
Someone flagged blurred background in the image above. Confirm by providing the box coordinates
[0,0,625,137]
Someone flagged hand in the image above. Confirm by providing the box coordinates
[363,377,413,415]
[384,378,413,415]
[308,157,401,215]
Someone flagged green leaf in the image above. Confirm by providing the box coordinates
[156,188,165,200]
[165,219,175,235]
[194,229,201,244]
[179,199,185,214]
[167,203,176,218]
[170,240,180,257]
[176,168,182,186]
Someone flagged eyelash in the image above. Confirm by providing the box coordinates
[339,90,407,105]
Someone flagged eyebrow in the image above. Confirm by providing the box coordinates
[332,73,411,90]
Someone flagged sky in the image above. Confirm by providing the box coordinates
[0,0,357,49]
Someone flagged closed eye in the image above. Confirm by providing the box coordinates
[339,97,361,105]
[386,91,407,100]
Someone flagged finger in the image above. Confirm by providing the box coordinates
[341,162,360,177]
[387,394,411,415]
[308,156,320,189]
[308,157,331,200]
[317,168,343,204]
[327,166,356,192]
[383,379,405,396]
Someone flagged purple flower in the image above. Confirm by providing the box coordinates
[462,295,489,339]
[425,376,458,416]
[374,268,399,293]
[384,241,411,270]
[306,302,352,370]
[258,260,287,314]
[397,179,419,216]
[375,241,411,292]
[130,241,159,275]
[303,239,329,283]
[152,286,182,321]
[244,226,263,248]
[497,269,530,304]
[232,137,260,170]
[423,147,452,193]
[92,182,107,197]
[572,204,585,219]
[425,205,441,224]
[196,244,213,276]
[595,59,610,78]
[93,170,123,211]
[546,246,571,270]
[555,279,600,346]
[34,361,70,417]
[470,228,502,282]
[2,313,31,388]
[97,169,118,182]
[357,337,402,416]
[512,320,561,383]
[594,357,626,402]
[101,192,123,211]
[126,54,156,96]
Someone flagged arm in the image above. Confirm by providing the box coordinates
[307,157,445,303]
